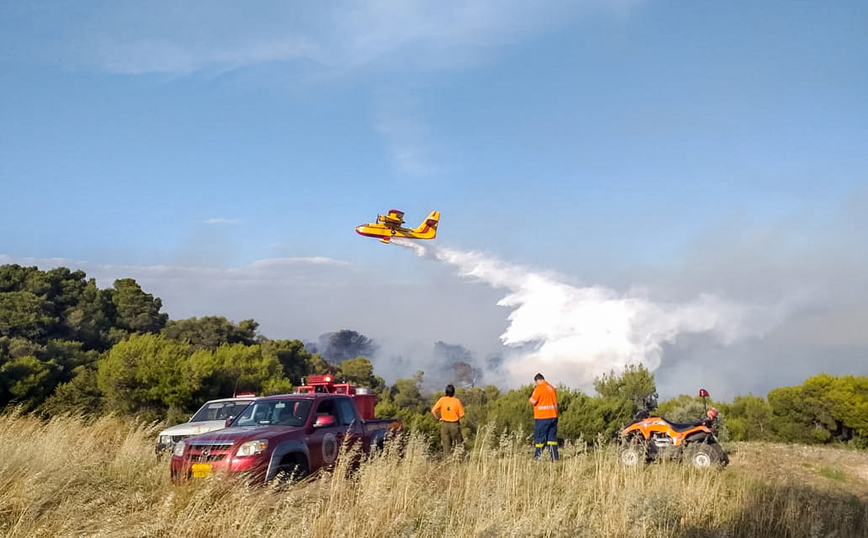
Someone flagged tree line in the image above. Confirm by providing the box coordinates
[1,264,867,449]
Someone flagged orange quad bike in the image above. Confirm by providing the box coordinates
[618,389,728,469]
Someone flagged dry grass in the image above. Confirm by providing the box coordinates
[0,414,866,538]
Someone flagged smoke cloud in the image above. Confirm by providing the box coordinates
[396,240,783,389]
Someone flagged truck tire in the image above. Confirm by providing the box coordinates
[369,433,385,454]
[272,455,309,485]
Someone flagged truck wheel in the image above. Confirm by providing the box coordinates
[372,430,405,458]
[273,457,309,485]
[368,434,385,454]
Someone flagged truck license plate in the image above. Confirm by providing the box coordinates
[191,463,212,478]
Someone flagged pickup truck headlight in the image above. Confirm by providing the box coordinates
[236,439,268,457]
[172,440,186,457]
[158,435,171,446]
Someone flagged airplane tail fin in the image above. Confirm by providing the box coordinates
[412,211,440,239]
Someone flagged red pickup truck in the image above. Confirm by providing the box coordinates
[170,376,402,484]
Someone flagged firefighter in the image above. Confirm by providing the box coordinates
[529,372,559,460]
[431,384,465,454]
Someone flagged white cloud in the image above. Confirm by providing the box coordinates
[9,0,645,75]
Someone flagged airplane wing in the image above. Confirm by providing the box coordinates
[374,210,404,229]
[383,209,405,225]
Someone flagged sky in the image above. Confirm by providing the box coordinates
[1,1,867,400]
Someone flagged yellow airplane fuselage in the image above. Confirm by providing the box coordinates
[355,210,440,243]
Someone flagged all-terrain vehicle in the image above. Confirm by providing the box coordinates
[618,389,728,469]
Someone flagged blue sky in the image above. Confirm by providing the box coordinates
[1,1,866,398]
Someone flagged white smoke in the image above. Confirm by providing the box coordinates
[396,240,780,388]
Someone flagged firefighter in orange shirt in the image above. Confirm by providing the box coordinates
[529,372,559,460]
[431,384,465,454]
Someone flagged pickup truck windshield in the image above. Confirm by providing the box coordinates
[232,399,313,427]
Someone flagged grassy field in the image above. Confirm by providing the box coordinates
[0,412,866,538]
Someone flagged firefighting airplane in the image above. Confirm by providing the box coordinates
[355,209,440,244]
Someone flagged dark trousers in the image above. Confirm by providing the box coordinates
[534,417,559,460]
[440,421,463,453]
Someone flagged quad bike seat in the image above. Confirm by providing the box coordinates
[660,418,707,432]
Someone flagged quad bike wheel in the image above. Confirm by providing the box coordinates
[717,445,730,466]
[687,443,724,469]
[618,442,647,466]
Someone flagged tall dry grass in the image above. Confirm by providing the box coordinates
[0,413,865,538]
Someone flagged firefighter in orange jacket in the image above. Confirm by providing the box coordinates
[529,372,559,460]
[432,384,465,454]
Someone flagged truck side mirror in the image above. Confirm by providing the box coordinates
[313,415,336,428]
